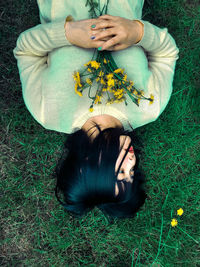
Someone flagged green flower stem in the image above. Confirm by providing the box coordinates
[176,226,199,244]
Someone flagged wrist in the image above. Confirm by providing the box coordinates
[133,20,144,44]
[64,15,74,29]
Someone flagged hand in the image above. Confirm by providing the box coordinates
[91,14,144,51]
[65,18,111,49]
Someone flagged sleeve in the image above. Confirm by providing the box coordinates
[13,19,72,125]
[134,19,180,116]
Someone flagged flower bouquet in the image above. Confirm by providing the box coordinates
[72,0,154,112]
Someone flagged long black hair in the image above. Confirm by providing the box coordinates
[54,122,147,222]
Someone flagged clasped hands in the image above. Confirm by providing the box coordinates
[65,14,143,51]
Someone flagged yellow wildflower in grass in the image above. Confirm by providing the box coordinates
[103,58,107,64]
[171,218,178,227]
[90,60,101,69]
[177,208,184,216]
[96,77,100,82]
[149,94,154,105]
[89,107,94,112]
[86,78,92,85]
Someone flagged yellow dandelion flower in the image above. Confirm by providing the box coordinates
[90,60,101,69]
[74,83,83,97]
[89,107,94,112]
[114,68,124,74]
[103,58,107,64]
[133,89,139,96]
[140,90,144,96]
[96,77,100,82]
[100,78,106,85]
[108,87,113,93]
[98,70,104,77]
[87,68,92,73]
[73,71,79,83]
[84,61,92,67]
[94,95,102,104]
[177,208,184,216]
[114,89,123,96]
[117,94,123,99]
[171,218,178,227]
[106,98,114,105]
[123,74,127,82]
[149,94,154,105]
[86,78,92,85]
[107,79,115,87]
[106,73,114,80]
[129,81,134,86]
[102,88,107,92]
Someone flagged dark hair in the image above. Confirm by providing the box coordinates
[54,122,147,222]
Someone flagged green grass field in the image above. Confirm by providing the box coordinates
[0,0,199,266]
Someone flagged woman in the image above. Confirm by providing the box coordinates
[13,0,179,220]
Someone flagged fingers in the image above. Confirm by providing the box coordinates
[92,29,115,41]
[91,19,114,31]
[100,36,119,51]
[104,43,127,52]
[98,14,118,20]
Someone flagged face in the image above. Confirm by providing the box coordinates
[115,135,136,196]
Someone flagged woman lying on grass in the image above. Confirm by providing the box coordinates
[13,0,179,220]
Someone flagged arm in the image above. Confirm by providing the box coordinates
[13,19,71,124]
[134,19,180,115]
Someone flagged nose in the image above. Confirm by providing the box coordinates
[128,151,135,160]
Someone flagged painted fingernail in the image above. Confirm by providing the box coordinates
[91,36,96,40]
[98,46,102,51]
[91,24,96,28]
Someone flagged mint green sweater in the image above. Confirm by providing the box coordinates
[13,0,179,133]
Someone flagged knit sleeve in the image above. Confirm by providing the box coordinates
[134,19,179,116]
[13,19,72,125]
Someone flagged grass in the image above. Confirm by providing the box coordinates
[0,0,199,266]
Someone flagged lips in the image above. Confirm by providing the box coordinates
[129,146,134,153]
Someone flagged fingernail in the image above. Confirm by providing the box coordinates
[98,46,102,51]
[91,36,96,40]
[91,24,96,28]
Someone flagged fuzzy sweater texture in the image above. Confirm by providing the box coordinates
[13,0,179,133]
